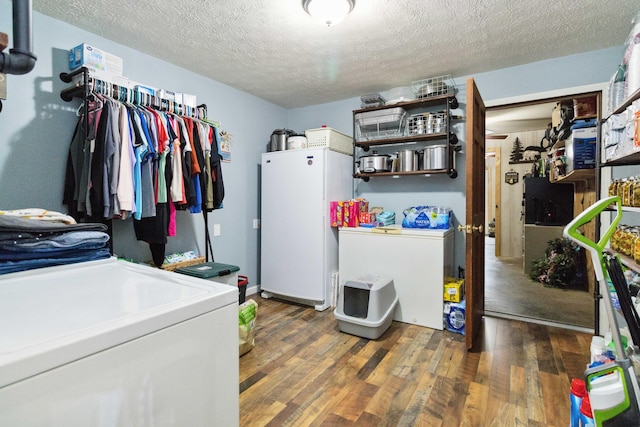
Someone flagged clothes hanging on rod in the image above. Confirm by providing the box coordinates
[61,72,225,264]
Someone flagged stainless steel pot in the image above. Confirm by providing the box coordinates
[270,129,293,151]
[359,151,392,173]
[398,149,419,172]
[422,145,448,171]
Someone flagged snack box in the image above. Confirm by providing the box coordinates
[69,43,123,75]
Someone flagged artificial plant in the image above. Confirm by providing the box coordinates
[530,237,586,289]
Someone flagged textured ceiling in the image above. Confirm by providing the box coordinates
[33,0,639,109]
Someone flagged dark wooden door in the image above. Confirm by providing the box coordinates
[465,78,486,350]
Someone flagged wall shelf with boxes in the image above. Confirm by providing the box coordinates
[589,49,640,342]
[599,85,640,270]
[567,17,640,425]
[547,95,600,184]
[352,76,462,181]
[601,86,640,166]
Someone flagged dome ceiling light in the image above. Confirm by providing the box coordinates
[302,0,355,27]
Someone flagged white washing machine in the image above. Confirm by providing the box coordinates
[0,258,239,426]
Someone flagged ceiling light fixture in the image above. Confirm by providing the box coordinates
[302,0,355,27]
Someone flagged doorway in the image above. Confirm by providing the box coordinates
[482,85,603,330]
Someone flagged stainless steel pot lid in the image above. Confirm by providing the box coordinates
[360,151,390,158]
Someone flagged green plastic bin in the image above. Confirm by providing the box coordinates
[176,262,243,301]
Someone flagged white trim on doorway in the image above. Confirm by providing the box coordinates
[483,81,608,330]
[485,82,609,108]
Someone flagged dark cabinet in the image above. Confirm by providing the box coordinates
[523,176,574,225]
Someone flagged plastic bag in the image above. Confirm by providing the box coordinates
[402,206,451,229]
[376,211,395,226]
[403,206,431,228]
[239,299,258,356]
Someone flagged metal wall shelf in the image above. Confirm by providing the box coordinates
[353,93,460,180]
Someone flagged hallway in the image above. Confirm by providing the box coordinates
[484,238,594,330]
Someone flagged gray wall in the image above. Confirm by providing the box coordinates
[288,47,624,270]
[0,3,287,287]
[0,2,626,282]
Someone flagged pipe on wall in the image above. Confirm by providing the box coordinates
[0,0,37,75]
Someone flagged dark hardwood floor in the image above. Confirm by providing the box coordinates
[239,296,592,426]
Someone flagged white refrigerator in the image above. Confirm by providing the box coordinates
[0,258,239,426]
[260,147,353,311]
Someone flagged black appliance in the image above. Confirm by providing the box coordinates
[523,176,574,225]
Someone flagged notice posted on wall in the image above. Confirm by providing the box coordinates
[220,131,231,162]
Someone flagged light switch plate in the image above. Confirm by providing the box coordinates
[213,224,221,236]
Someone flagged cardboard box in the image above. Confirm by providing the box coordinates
[443,278,465,303]
[335,199,371,227]
[330,201,338,227]
[566,127,597,172]
[348,200,360,227]
[573,96,597,118]
[339,200,349,227]
[359,212,377,224]
[69,43,124,75]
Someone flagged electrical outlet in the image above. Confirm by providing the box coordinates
[253,219,260,229]
[213,224,221,236]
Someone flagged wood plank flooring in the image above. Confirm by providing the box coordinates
[239,296,592,426]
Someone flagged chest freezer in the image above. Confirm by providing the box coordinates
[339,226,454,329]
[0,257,239,426]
